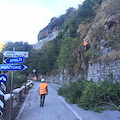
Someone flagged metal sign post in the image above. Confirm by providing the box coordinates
[0,48,29,120]
[24,58,28,94]
[9,47,15,120]
[33,69,36,78]
[9,70,13,120]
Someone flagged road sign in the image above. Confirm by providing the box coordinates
[3,51,29,58]
[0,74,7,82]
[4,56,24,64]
[0,64,27,71]
[33,69,36,73]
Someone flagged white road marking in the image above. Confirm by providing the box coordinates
[59,96,83,120]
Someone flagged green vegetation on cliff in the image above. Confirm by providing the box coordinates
[3,0,120,76]
[36,0,105,75]
[1,0,120,93]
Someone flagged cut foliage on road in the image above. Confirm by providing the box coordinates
[58,78,120,112]
[16,82,120,120]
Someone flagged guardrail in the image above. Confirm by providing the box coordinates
[2,80,33,120]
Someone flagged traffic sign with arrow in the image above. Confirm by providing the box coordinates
[3,51,29,58]
[4,57,24,64]
[0,74,7,82]
[0,64,27,71]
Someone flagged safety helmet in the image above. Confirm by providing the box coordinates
[41,79,45,82]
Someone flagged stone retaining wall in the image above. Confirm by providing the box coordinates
[37,58,120,84]
[87,60,120,82]
[2,80,33,120]
[38,69,85,85]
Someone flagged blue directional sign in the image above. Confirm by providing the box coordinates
[0,74,7,82]
[4,57,24,64]
[0,64,27,71]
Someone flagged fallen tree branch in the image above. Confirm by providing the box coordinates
[99,102,120,110]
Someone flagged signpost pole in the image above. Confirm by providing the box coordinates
[24,58,28,94]
[33,69,36,79]
[1,48,5,74]
[0,48,28,120]
[9,70,13,120]
[9,47,15,120]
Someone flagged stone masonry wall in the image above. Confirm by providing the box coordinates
[37,59,120,84]
[2,80,33,120]
[87,59,120,82]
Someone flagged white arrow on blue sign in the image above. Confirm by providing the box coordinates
[0,64,27,71]
[0,74,7,82]
[4,57,24,64]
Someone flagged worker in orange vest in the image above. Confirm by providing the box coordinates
[34,76,37,81]
[83,38,90,50]
[38,79,48,107]
[83,38,88,50]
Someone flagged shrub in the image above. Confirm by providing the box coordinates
[65,80,82,103]
[77,80,120,111]
[6,72,25,93]
[58,79,85,103]
[77,80,99,109]
[58,84,70,97]
[58,77,120,112]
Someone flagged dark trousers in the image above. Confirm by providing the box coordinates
[40,94,45,106]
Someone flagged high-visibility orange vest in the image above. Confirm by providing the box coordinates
[39,83,47,95]
[84,41,88,46]
[34,76,37,80]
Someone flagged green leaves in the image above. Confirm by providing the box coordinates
[57,41,70,68]
[57,36,79,69]
[58,78,120,112]
[6,72,25,93]
[4,41,32,51]
[58,79,83,104]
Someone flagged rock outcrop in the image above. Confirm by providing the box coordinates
[36,0,120,84]
[37,7,76,42]
[85,0,120,55]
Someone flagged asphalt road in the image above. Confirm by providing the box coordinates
[15,82,120,120]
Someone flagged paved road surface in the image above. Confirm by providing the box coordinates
[15,82,120,120]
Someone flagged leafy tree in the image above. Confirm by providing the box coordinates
[40,37,61,74]
[27,36,61,75]
[57,37,71,68]
[58,78,120,112]
[78,0,95,18]
[92,0,104,5]
[4,41,33,51]
[6,72,25,93]
[3,41,33,76]
[57,36,78,69]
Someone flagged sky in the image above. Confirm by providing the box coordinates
[0,0,85,45]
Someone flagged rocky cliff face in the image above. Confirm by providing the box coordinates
[76,0,120,83]
[83,0,120,55]
[37,7,76,42]
[33,31,58,49]
[37,0,120,84]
